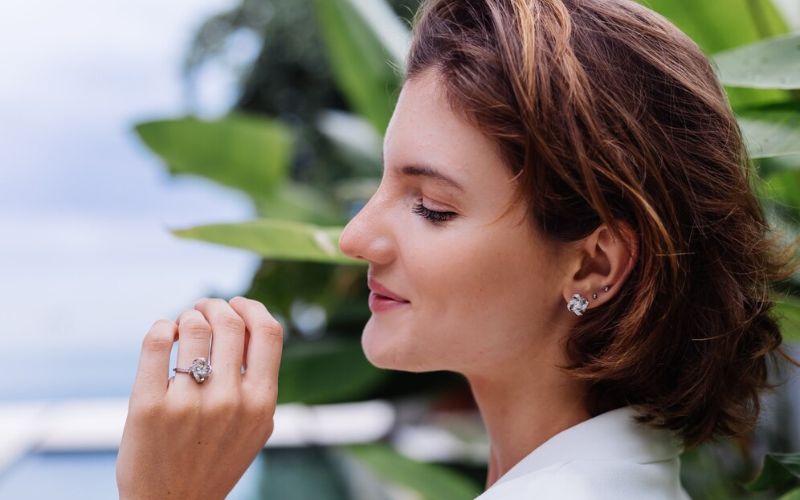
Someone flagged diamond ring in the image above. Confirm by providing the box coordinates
[173,357,213,384]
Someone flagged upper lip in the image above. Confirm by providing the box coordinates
[368,276,410,302]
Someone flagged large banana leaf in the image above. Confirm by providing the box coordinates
[255,181,343,226]
[170,219,361,265]
[343,443,482,500]
[641,0,789,107]
[714,32,800,90]
[135,114,292,201]
[279,339,388,404]
[640,0,786,54]
[312,0,404,134]
[746,451,800,493]
[737,103,800,159]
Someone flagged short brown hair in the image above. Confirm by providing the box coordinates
[407,0,800,448]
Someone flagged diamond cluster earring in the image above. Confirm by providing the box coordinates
[567,294,589,316]
[567,285,610,316]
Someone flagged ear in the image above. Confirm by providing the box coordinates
[561,220,638,313]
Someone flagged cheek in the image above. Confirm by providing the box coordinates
[409,228,552,332]
[360,222,559,373]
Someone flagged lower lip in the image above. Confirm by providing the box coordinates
[368,292,410,313]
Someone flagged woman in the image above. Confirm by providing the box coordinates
[117,0,799,498]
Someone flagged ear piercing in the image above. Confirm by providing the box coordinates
[567,294,589,316]
[567,285,611,316]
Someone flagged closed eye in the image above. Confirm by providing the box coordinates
[412,202,457,225]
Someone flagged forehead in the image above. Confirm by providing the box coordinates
[383,70,510,189]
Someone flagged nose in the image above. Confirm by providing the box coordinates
[338,189,395,266]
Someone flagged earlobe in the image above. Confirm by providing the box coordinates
[563,221,638,315]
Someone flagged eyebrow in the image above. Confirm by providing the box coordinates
[398,164,466,192]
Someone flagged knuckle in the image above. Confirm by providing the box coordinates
[218,313,245,333]
[243,381,278,412]
[207,393,241,417]
[233,298,271,320]
[243,394,274,419]
[181,318,211,339]
[200,298,228,311]
[166,398,200,420]
[229,296,248,307]
[248,298,269,313]
[256,318,284,339]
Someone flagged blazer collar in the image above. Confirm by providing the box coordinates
[493,405,684,487]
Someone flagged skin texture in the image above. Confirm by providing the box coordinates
[116,68,637,496]
[338,68,638,488]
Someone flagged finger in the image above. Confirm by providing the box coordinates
[228,297,283,392]
[132,320,177,399]
[194,298,246,383]
[174,309,212,390]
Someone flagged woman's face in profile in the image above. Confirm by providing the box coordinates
[339,69,572,376]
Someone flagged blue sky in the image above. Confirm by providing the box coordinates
[0,0,265,398]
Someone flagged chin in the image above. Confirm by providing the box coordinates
[361,318,429,373]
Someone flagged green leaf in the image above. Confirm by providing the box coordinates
[639,0,787,54]
[135,113,293,200]
[747,452,800,492]
[640,0,789,107]
[343,443,482,500]
[312,0,403,134]
[278,339,388,404]
[714,32,800,89]
[737,103,800,159]
[774,295,800,343]
[255,182,343,226]
[170,219,363,265]
[780,487,800,500]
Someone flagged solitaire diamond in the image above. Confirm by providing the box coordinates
[190,357,212,383]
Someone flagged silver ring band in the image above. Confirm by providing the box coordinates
[173,357,213,384]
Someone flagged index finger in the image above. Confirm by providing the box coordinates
[228,297,284,389]
[131,319,177,400]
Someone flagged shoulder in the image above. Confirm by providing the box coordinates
[475,458,691,500]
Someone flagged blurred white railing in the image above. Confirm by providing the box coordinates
[0,399,398,472]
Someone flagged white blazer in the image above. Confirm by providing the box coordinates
[475,406,691,499]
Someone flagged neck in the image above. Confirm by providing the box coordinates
[466,354,590,490]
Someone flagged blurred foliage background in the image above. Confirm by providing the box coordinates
[133,0,800,498]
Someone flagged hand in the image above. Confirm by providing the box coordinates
[116,296,283,500]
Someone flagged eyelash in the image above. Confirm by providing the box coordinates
[412,201,457,225]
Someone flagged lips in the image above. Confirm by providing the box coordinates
[367,276,410,303]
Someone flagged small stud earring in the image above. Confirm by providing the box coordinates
[567,294,589,316]
[603,285,610,292]
[591,292,598,299]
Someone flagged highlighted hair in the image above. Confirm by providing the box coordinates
[407,0,800,448]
